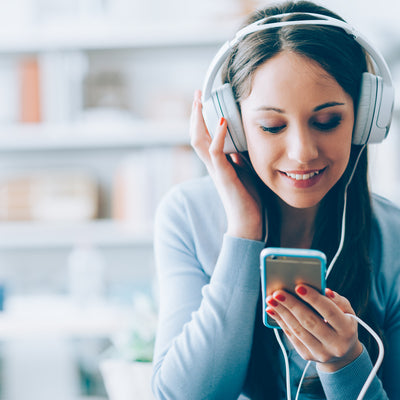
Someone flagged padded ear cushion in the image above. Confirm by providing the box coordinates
[214,84,247,152]
[202,84,247,153]
[353,72,393,145]
[202,91,237,153]
[353,73,379,145]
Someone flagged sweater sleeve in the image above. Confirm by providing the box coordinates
[151,187,265,400]
[317,345,388,400]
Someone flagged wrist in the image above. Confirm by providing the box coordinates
[227,222,263,241]
[317,340,363,373]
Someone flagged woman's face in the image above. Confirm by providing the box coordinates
[240,51,354,209]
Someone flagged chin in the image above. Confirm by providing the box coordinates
[279,195,324,210]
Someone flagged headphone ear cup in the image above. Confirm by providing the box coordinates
[353,72,393,145]
[202,84,247,153]
[353,73,378,145]
[202,90,237,153]
[215,84,247,152]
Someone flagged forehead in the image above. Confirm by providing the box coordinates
[246,51,347,103]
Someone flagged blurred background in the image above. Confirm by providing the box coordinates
[0,0,398,399]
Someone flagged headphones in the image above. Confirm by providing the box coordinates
[202,12,395,153]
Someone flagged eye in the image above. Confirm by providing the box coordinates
[260,125,286,134]
[312,114,342,131]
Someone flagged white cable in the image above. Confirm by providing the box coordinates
[347,314,385,400]
[279,315,384,400]
[275,145,385,399]
[274,328,292,400]
[295,360,312,400]
[325,145,366,278]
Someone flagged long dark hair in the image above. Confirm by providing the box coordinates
[221,1,383,398]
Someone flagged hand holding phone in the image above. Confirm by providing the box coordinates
[260,247,326,328]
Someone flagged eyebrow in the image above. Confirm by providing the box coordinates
[255,106,284,113]
[255,102,346,113]
[313,102,345,112]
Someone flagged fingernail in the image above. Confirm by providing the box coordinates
[274,293,286,302]
[267,297,279,307]
[326,288,335,299]
[296,286,307,296]
[266,308,276,317]
[219,117,225,126]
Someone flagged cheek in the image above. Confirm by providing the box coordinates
[326,131,353,169]
[247,142,277,180]
[331,145,352,179]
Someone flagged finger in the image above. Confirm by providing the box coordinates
[266,307,293,339]
[266,306,293,339]
[229,153,242,165]
[228,153,253,176]
[209,118,237,177]
[267,294,328,348]
[266,298,323,361]
[194,89,202,102]
[190,93,212,162]
[295,285,357,332]
[209,117,228,161]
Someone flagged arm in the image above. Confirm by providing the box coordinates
[317,238,400,400]
[317,345,388,399]
[152,91,265,399]
[151,189,264,399]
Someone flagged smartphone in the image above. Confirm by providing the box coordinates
[260,247,326,328]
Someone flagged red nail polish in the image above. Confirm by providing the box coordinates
[274,294,286,302]
[266,308,275,316]
[296,286,307,296]
[326,288,335,299]
[219,117,225,126]
[267,298,279,307]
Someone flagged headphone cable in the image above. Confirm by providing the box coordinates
[277,313,385,400]
[275,145,385,399]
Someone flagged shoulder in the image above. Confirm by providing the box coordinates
[371,193,400,242]
[371,193,400,219]
[157,175,219,209]
[370,194,400,325]
[155,175,224,228]
[155,176,227,273]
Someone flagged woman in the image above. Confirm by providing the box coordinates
[152,1,400,399]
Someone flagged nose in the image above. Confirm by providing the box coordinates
[287,124,318,164]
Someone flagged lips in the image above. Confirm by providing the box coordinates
[281,167,326,188]
[284,170,320,181]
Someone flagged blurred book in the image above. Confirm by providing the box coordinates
[39,51,88,123]
[0,52,88,126]
[0,171,99,221]
[19,57,41,123]
[112,146,204,234]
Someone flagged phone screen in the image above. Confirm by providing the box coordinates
[260,248,326,328]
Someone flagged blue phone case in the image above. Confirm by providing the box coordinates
[260,247,326,329]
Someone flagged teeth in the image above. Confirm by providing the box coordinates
[285,171,320,180]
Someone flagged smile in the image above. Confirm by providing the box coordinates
[284,170,320,180]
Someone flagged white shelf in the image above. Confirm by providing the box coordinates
[0,219,153,249]
[0,20,238,52]
[0,295,134,339]
[0,120,190,151]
